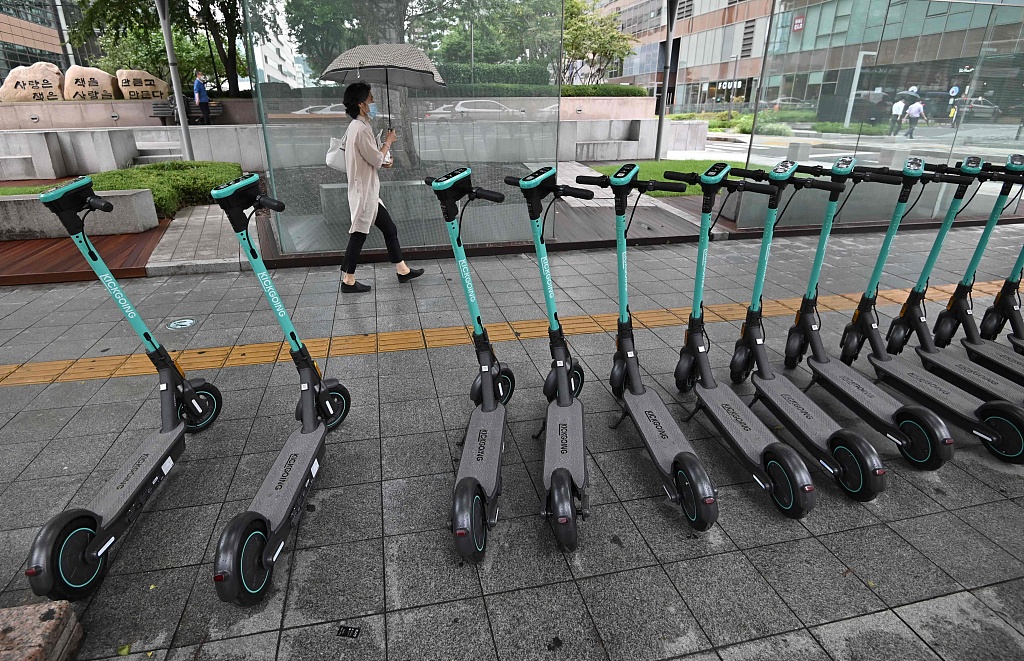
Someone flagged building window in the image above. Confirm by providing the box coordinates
[678,0,693,20]
[0,0,55,28]
[0,40,64,80]
[741,19,756,58]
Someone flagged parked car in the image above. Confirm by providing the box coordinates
[538,103,560,119]
[965,97,1001,121]
[760,96,815,110]
[291,105,327,114]
[447,100,526,120]
[423,104,455,121]
[314,104,393,122]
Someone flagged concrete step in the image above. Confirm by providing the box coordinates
[136,141,181,156]
[575,140,639,161]
[134,154,183,165]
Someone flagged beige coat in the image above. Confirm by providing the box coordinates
[344,116,385,234]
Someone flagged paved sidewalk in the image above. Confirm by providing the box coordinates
[1,224,1023,660]
[146,206,259,276]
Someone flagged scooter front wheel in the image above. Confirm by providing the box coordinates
[729,346,753,384]
[839,328,863,365]
[893,406,954,470]
[932,310,959,348]
[783,326,806,370]
[452,477,488,563]
[675,351,696,393]
[569,363,586,398]
[28,510,108,601]
[495,367,516,405]
[762,443,816,519]
[978,401,1024,464]
[548,468,578,552]
[979,307,1007,341]
[828,430,886,502]
[322,383,351,430]
[885,319,913,355]
[672,452,718,531]
[610,356,626,400]
[180,381,223,433]
[214,513,273,606]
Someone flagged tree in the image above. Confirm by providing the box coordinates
[561,0,634,85]
[283,0,362,75]
[94,27,246,86]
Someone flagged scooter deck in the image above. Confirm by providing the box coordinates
[89,422,186,528]
[542,399,586,492]
[808,356,902,428]
[623,387,695,475]
[456,404,507,499]
[752,372,839,450]
[1009,334,1024,354]
[963,338,1024,386]
[696,381,778,461]
[916,345,1024,406]
[250,423,327,532]
[869,354,983,422]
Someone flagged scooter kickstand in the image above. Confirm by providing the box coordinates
[609,407,630,430]
[532,418,547,440]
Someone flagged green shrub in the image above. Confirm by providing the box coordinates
[561,84,649,97]
[436,63,550,86]
[436,83,557,97]
[735,115,755,134]
[754,122,795,136]
[669,113,696,120]
[811,122,888,136]
[591,159,749,197]
[0,161,242,218]
[758,109,817,124]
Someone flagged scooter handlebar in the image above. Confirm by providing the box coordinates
[729,167,768,181]
[424,176,436,185]
[473,187,505,203]
[795,164,827,176]
[575,175,609,187]
[559,185,594,200]
[503,175,523,187]
[86,196,113,212]
[662,171,700,184]
[933,173,976,186]
[648,180,688,193]
[853,165,895,175]
[740,182,776,196]
[859,172,904,186]
[256,195,286,212]
[794,178,846,193]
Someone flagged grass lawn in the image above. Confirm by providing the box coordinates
[590,159,751,196]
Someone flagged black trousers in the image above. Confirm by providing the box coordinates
[342,204,403,274]
[199,101,211,125]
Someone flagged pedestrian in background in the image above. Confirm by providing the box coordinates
[194,70,211,125]
[904,98,927,139]
[889,97,905,136]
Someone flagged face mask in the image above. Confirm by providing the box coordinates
[367,102,378,119]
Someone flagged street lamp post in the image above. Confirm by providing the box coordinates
[155,0,194,160]
[844,50,876,128]
[728,54,740,120]
[654,0,679,162]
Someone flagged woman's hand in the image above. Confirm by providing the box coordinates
[384,130,397,146]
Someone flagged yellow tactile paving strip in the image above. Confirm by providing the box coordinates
[0,280,1005,388]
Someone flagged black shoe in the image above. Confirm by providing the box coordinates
[342,281,371,293]
[397,268,424,283]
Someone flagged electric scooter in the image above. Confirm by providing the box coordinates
[505,166,591,551]
[726,160,887,501]
[665,163,817,519]
[979,243,1024,353]
[574,164,719,529]
[210,174,351,604]
[26,177,223,601]
[425,167,514,562]
[839,159,1024,465]
[782,157,956,471]
[931,155,1024,384]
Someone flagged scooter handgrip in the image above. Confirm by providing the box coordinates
[474,188,505,203]
[729,167,767,180]
[650,181,688,193]
[424,177,436,185]
[504,175,523,187]
[256,195,286,212]
[86,196,113,212]
[795,164,825,175]
[741,182,776,195]
[561,185,595,200]
[853,165,895,175]
[935,173,976,186]
[575,175,609,187]
[663,171,699,184]
[799,178,847,193]
[863,172,904,186]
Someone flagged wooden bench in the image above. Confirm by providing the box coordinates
[150,99,224,125]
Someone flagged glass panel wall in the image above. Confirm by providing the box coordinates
[241,0,562,255]
[739,0,1024,228]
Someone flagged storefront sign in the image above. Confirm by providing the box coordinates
[793,15,805,31]
[949,86,959,97]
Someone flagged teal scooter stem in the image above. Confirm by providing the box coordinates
[26,176,223,603]
[426,167,514,563]
[575,164,719,530]
[210,174,351,606]
[505,166,592,552]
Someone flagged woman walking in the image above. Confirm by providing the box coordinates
[341,82,423,293]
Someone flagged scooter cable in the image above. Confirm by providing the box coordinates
[833,181,860,224]
[540,198,556,240]
[457,198,474,242]
[624,191,643,236]
[774,188,800,227]
[954,185,982,219]
[900,187,927,222]
[709,190,734,232]
[1002,185,1024,213]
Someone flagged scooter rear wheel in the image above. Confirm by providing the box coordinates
[978,401,1024,464]
[31,512,108,601]
[548,468,578,552]
[322,383,351,430]
[222,517,272,606]
[452,478,489,563]
[762,443,815,519]
[828,431,886,502]
[672,452,718,531]
[180,382,223,433]
[893,406,954,470]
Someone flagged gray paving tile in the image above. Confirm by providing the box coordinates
[860,471,945,523]
[819,524,960,607]
[563,502,656,578]
[0,440,43,482]
[294,482,382,549]
[283,539,384,628]
[0,473,86,531]
[148,458,236,510]
[0,527,36,592]
[386,598,498,661]
[0,406,77,445]
[717,630,830,661]
[166,631,279,660]
[890,512,1024,589]
[22,379,105,411]
[746,537,886,626]
[592,447,666,500]
[381,431,452,480]
[226,452,277,502]
[665,551,801,646]
[892,462,1004,510]
[896,591,1024,661]
[954,499,1024,562]
[974,578,1024,636]
[712,483,811,550]
[384,529,481,610]
[796,476,882,536]
[76,565,197,660]
[486,582,609,661]
[622,496,736,564]
[578,565,711,661]
[381,472,453,536]
[953,445,1024,498]
[54,402,141,438]
[476,515,572,594]
[172,560,289,648]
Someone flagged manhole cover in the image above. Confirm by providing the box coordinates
[166,318,196,330]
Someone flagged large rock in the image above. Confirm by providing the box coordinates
[64,65,121,101]
[0,62,64,102]
[116,69,170,101]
